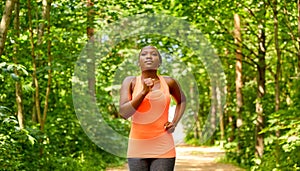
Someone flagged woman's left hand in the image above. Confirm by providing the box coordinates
[164,122,176,133]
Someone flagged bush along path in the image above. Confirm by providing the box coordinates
[106,145,244,171]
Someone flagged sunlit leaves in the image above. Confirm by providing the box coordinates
[0,0,299,170]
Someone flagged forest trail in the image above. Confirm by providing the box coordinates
[106,145,244,171]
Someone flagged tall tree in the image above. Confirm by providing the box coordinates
[234,13,243,153]
[191,84,201,141]
[27,0,52,131]
[210,85,217,144]
[27,0,42,126]
[87,0,96,99]
[298,0,300,74]
[255,3,267,158]
[218,86,225,147]
[225,48,236,143]
[270,0,282,165]
[40,0,52,131]
[12,0,24,129]
[272,0,281,113]
[0,0,15,56]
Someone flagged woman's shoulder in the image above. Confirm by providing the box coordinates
[122,76,136,83]
[162,76,175,82]
[161,76,177,86]
[122,76,137,91]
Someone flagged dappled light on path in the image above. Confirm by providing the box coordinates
[174,146,243,171]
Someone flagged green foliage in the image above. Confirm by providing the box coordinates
[0,104,126,170]
[223,79,300,170]
[1,0,300,170]
[257,80,300,170]
[0,106,39,170]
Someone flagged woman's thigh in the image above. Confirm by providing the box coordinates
[127,157,176,171]
[150,158,176,171]
[128,158,150,171]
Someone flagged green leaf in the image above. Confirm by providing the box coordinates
[10,73,20,81]
[27,134,36,145]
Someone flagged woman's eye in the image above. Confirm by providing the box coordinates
[152,53,158,56]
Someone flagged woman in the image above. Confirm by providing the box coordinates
[119,45,186,171]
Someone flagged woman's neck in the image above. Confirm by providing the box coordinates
[141,70,159,79]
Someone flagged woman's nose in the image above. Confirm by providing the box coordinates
[146,54,152,59]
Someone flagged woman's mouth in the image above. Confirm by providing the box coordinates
[145,61,153,64]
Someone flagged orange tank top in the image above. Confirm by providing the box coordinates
[127,75,176,158]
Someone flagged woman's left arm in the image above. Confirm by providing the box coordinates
[164,76,186,133]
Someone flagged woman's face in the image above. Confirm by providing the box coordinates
[139,46,161,71]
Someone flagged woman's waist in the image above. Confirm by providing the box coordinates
[129,125,169,139]
[129,130,172,139]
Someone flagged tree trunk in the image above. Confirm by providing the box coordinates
[234,13,243,153]
[0,0,15,56]
[255,11,266,158]
[210,85,217,145]
[272,0,281,165]
[194,112,201,140]
[37,0,50,45]
[32,101,37,122]
[13,0,24,129]
[273,0,281,115]
[218,86,225,147]
[27,0,52,131]
[41,0,52,132]
[224,48,236,143]
[298,0,300,74]
[191,84,201,140]
[255,64,265,159]
[87,0,96,99]
[28,0,42,126]
[227,113,236,142]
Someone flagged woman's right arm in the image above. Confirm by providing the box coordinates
[119,76,151,119]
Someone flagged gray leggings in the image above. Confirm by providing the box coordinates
[127,158,176,171]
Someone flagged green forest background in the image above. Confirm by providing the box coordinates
[0,0,300,170]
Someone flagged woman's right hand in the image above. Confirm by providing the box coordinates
[142,78,154,94]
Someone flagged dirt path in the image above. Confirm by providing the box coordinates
[106,146,244,171]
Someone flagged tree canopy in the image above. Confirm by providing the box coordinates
[0,0,299,170]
